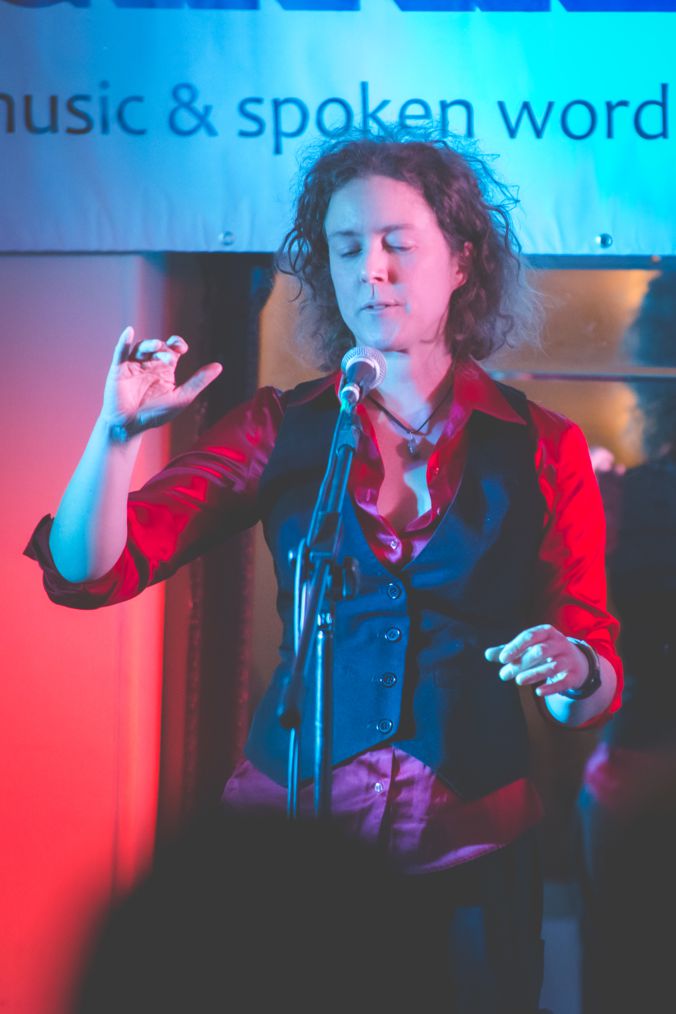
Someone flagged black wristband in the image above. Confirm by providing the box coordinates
[561,639,602,699]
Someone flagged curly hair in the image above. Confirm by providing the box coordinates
[277,126,540,371]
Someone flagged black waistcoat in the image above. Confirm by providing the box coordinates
[244,377,545,800]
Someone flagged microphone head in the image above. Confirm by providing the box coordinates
[340,346,387,392]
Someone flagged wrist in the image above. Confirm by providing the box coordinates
[97,413,141,447]
[561,638,602,699]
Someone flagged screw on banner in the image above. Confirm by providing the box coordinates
[595,233,613,249]
[218,231,235,247]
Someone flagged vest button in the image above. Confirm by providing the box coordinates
[379,672,397,687]
[386,582,402,600]
[384,627,402,642]
[377,719,394,735]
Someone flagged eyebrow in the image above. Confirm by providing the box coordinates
[326,224,415,240]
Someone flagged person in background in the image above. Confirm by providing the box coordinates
[577,271,676,1014]
[26,128,621,1014]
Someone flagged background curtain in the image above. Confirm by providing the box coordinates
[156,253,274,839]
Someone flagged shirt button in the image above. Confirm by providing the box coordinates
[374,781,385,794]
[377,719,394,735]
[386,582,401,600]
[389,538,399,550]
[385,627,402,642]
[379,672,397,687]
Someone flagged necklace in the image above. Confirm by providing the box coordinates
[367,382,454,459]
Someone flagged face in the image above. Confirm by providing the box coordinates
[324,174,467,355]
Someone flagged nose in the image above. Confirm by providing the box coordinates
[359,240,389,284]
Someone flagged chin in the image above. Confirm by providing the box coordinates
[357,327,405,352]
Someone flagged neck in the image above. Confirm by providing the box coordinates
[377,343,454,414]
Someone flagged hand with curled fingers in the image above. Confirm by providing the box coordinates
[102,326,223,441]
[484,624,589,698]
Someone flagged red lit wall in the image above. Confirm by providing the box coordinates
[1,255,169,1014]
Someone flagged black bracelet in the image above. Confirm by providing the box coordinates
[561,639,602,699]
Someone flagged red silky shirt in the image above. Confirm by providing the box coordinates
[26,359,622,875]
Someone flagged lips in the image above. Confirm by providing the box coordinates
[362,301,399,311]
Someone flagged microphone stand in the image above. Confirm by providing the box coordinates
[277,392,362,820]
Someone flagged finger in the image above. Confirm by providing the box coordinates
[517,642,563,671]
[484,644,506,663]
[133,339,184,364]
[495,625,555,665]
[173,362,223,405]
[502,658,560,686]
[166,335,189,354]
[144,338,185,365]
[134,338,165,358]
[112,325,135,366]
[535,670,572,698]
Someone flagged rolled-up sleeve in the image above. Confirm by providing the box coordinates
[24,386,284,609]
[531,403,623,719]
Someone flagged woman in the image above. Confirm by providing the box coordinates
[27,132,621,1013]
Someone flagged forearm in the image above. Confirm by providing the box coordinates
[49,415,142,582]
[543,651,618,728]
[531,412,622,725]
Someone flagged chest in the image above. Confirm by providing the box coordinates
[367,410,447,531]
[258,383,542,584]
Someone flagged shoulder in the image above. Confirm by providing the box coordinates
[279,373,338,409]
[526,399,592,468]
[194,375,338,451]
[521,399,599,520]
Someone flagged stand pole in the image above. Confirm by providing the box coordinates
[277,401,362,820]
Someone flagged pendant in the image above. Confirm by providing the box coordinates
[406,435,420,458]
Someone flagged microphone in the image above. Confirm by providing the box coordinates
[339,346,386,408]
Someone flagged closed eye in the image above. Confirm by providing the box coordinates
[334,240,413,258]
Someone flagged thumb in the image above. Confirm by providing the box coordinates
[111,325,135,366]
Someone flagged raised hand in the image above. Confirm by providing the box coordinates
[101,326,223,440]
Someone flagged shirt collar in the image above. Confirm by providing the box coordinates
[451,358,526,427]
[326,356,525,427]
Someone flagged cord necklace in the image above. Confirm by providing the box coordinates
[367,379,454,459]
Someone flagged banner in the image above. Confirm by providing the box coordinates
[1,1,674,254]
